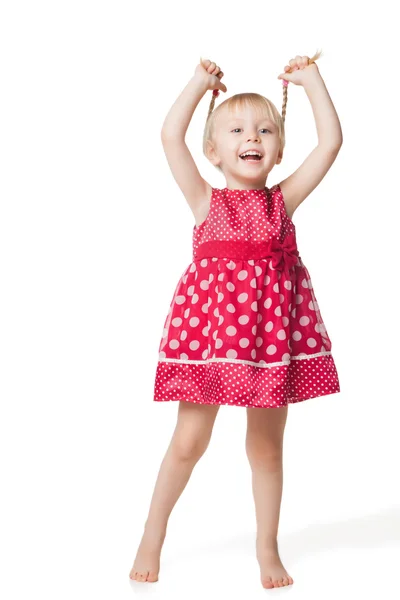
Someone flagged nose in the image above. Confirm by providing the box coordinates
[247,134,260,142]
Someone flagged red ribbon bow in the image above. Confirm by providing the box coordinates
[269,235,299,276]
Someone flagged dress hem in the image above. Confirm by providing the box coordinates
[153,387,340,409]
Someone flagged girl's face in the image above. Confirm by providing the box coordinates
[208,105,282,187]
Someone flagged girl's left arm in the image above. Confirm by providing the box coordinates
[279,74,343,219]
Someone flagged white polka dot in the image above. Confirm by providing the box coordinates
[277,329,286,340]
[265,321,273,332]
[299,316,310,326]
[264,297,272,308]
[215,338,223,349]
[172,317,182,327]
[180,353,188,359]
[200,259,208,267]
[238,315,249,324]
[238,293,248,303]
[227,303,236,313]
[227,260,236,270]
[189,340,200,350]
[180,330,187,340]
[189,316,199,327]
[175,295,186,305]
[226,282,235,292]
[200,280,209,290]
[292,331,302,341]
[169,339,179,349]
[266,344,277,355]
[239,338,250,347]
[256,337,263,347]
[226,349,237,358]
[307,337,317,348]
[238,270,248,280]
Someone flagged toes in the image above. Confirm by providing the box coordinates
[262,576,273,588]
[147,572,158,582]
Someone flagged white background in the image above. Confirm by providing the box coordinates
[1,1,399,598]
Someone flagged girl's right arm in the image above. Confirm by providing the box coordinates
[161,60,226,219]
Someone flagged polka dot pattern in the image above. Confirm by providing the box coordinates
[154,185,340,408]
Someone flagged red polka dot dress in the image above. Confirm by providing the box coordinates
[153,184,340,408]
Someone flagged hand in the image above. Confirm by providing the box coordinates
[277,55,320,87]
[194,58,227,94]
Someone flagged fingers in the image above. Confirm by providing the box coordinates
[286,55,310,72]
[200,58,223,77]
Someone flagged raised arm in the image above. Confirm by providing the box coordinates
[277,57,343,219]
[161,60,227,219]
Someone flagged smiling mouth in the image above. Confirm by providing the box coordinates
[239,152,263,162]
[239,156,263,163]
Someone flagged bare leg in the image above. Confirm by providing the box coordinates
[129,401,220,582]
[245,405,294,589]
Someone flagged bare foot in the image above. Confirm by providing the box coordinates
[129,527,166,583]
[256,539,294,589]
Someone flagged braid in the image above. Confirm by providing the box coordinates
[207,92,217,120]
[281,83,288,128]
[280,49,323,130]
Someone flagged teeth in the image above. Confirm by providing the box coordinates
[240,151,262,158]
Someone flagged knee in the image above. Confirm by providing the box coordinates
[245,438,283,470]
[172,433,210,462]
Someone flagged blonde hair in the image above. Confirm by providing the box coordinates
[203,50,323,173]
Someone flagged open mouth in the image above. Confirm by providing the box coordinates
[239,151,263,162]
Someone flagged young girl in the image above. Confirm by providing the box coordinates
[129,53,342,589]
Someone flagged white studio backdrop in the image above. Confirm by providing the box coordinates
[0,1,399,599]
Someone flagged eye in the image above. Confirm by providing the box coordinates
[231,128,271,134]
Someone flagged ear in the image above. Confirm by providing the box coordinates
[206,140,221,167]
[276,153,283,165]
